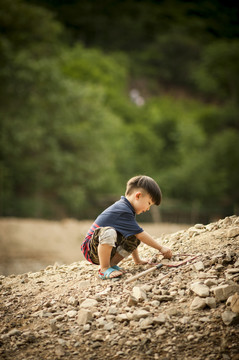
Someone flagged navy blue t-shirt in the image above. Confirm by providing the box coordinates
[95,196,143,238]
[81,196,143,262]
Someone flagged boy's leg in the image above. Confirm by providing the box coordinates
[89,227,122,278]
[112,234,141,264]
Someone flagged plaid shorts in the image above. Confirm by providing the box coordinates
[88,226,140,265]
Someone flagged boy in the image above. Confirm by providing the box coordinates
[81,175,172,279]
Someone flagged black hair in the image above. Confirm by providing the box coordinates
[125,175,162,205]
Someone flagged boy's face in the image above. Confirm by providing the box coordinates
[133,191,154,215]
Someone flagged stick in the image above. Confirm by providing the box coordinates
[125,264,163,284]
[125,255,200,284]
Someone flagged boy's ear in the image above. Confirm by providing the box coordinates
[135,191,142,200]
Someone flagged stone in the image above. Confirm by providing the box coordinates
[230,292,239,313]
[108,306,118,315]
[77,309,93,325]
[132,309,150,321]
[155,329,166,336]
[140,317,154,329]
[67,296,79,306]
[7,329,21,337]
[221,310,239,325]
[67,310,77,318]
[80,298,98,309]
[154,313,167,324]
[190,297,206,310]
[190,282,210,297]
[127,295,138,307]
[204,279,217,287]
[213,284,239,302]
[116,314,128,322]
[227,227,239,238]
[132,286,147,302]
[205,297,217,309]
[194,261,205,271]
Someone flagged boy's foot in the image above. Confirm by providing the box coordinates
[111,265,127,273]
[98,267,122,280]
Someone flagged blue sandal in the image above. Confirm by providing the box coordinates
[98,267,123,280]
[112,265,126,273]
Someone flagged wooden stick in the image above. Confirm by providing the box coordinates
[125,264,163,284]
[125,255,200,284]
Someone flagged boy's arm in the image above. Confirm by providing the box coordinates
[136,231,172,259]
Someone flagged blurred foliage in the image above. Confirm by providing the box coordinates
[1,0,239,222]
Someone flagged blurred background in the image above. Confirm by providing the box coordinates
[0,0,239,272]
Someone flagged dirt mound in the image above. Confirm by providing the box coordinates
[0,216,239,360]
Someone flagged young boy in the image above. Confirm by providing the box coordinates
[81,175,172,279]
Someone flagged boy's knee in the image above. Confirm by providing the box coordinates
[99,227,117,247]
[116,235,140,259]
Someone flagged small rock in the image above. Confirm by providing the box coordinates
[77,309,93,325]
[205,297,217,309]
[67,310,77,318]
[213,284,239,302]
[194,261,205,271]
[127,295,138,307]
[104,322,114,331]
[191,282,210,297]
[230,292,239,313]
[227,227,239,238]
[155,329,166,336]
[204,279,217,287]
[140,317,154,329]
[7,329,21,337]
[132,309,150,320]
[190,297,206,310]
[154,313,167,324]
[80,298,98,309]
[221,310,239,325]
[132,286,147,302]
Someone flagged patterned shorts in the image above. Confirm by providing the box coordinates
[88,227,140,265]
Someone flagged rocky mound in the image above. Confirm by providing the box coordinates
[1,216,239,360]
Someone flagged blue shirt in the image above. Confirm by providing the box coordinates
[81,196,143,262]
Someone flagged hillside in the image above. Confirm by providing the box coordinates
[0,216,239,359]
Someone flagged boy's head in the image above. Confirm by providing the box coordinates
[125,175,162,206]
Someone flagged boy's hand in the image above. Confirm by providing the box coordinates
[160,246,172,259]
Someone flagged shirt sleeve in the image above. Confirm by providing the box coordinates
[113,212,143,238]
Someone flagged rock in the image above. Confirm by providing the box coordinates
[127,295,138,307]
[205,297,217,309]
[132,286,147,302]
[77,309,93,325]
[116,314,128,322]
[80,298,98,309]
[190,297,207,310]
[204,279,218,287]
[155,329,166,336]
[132,309,150,321]
[227,227,239,238]
[221,310,239,325]
[140,317,154,329]
[190,282,210,297]
[230,292,239,313]
[154,313,167,324]
[194,261,205,271]
[213,284,239,302]
[104,322,114,331]
[7,329,21,337]
[67,296,79,306]
[108,306,118,315]
[67,310,77,318]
